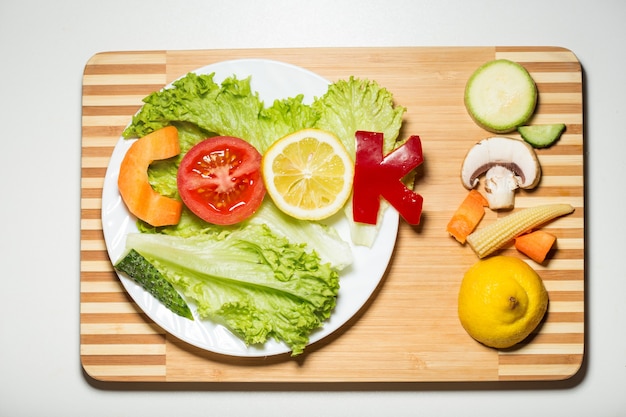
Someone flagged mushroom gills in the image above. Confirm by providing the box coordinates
[460,137,541,210]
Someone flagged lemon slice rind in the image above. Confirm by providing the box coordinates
[262,128,354,221]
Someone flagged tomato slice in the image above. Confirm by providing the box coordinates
[177,136,266,225]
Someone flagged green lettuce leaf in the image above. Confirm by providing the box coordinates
[138,199,352,271]
[123,73,318,153]
[312,76,406,158]
[247,200,353,270]
[125,224,340,355]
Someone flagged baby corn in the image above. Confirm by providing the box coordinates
[466,203,575,258]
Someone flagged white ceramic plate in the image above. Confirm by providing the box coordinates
[101,59,399,357]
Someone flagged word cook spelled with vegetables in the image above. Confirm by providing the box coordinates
[353,131,424,225]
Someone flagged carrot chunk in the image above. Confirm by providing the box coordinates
[514,230,557,263]
[446,190,489,244]
[118,126,182,227]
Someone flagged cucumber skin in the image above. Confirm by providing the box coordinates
[115,249,194,320]
[518,124,566,148]
[465,59,537,134]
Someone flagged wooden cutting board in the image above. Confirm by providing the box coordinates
[80,46,584,383]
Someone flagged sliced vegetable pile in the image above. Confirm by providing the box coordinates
[453,58,575,263]
[455,58,576,350]
[113,71,425,356]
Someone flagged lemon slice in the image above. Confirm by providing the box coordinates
[262,128,354,220]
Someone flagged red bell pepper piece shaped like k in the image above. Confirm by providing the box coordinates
[353,131,424,225]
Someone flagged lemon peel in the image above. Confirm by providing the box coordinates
[457,256,548,349]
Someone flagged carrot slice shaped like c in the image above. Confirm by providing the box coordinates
[118,126,182,227]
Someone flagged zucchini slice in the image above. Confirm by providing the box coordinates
[465,59,537,133]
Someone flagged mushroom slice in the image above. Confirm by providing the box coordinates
[460,136,541,210]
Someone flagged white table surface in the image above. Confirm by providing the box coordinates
[1,0,625,415]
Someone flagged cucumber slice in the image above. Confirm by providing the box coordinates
[518,123,566,148]
[465,59,537,133]
[115,249,194,320]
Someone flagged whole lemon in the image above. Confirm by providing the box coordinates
[458,256,548,349]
